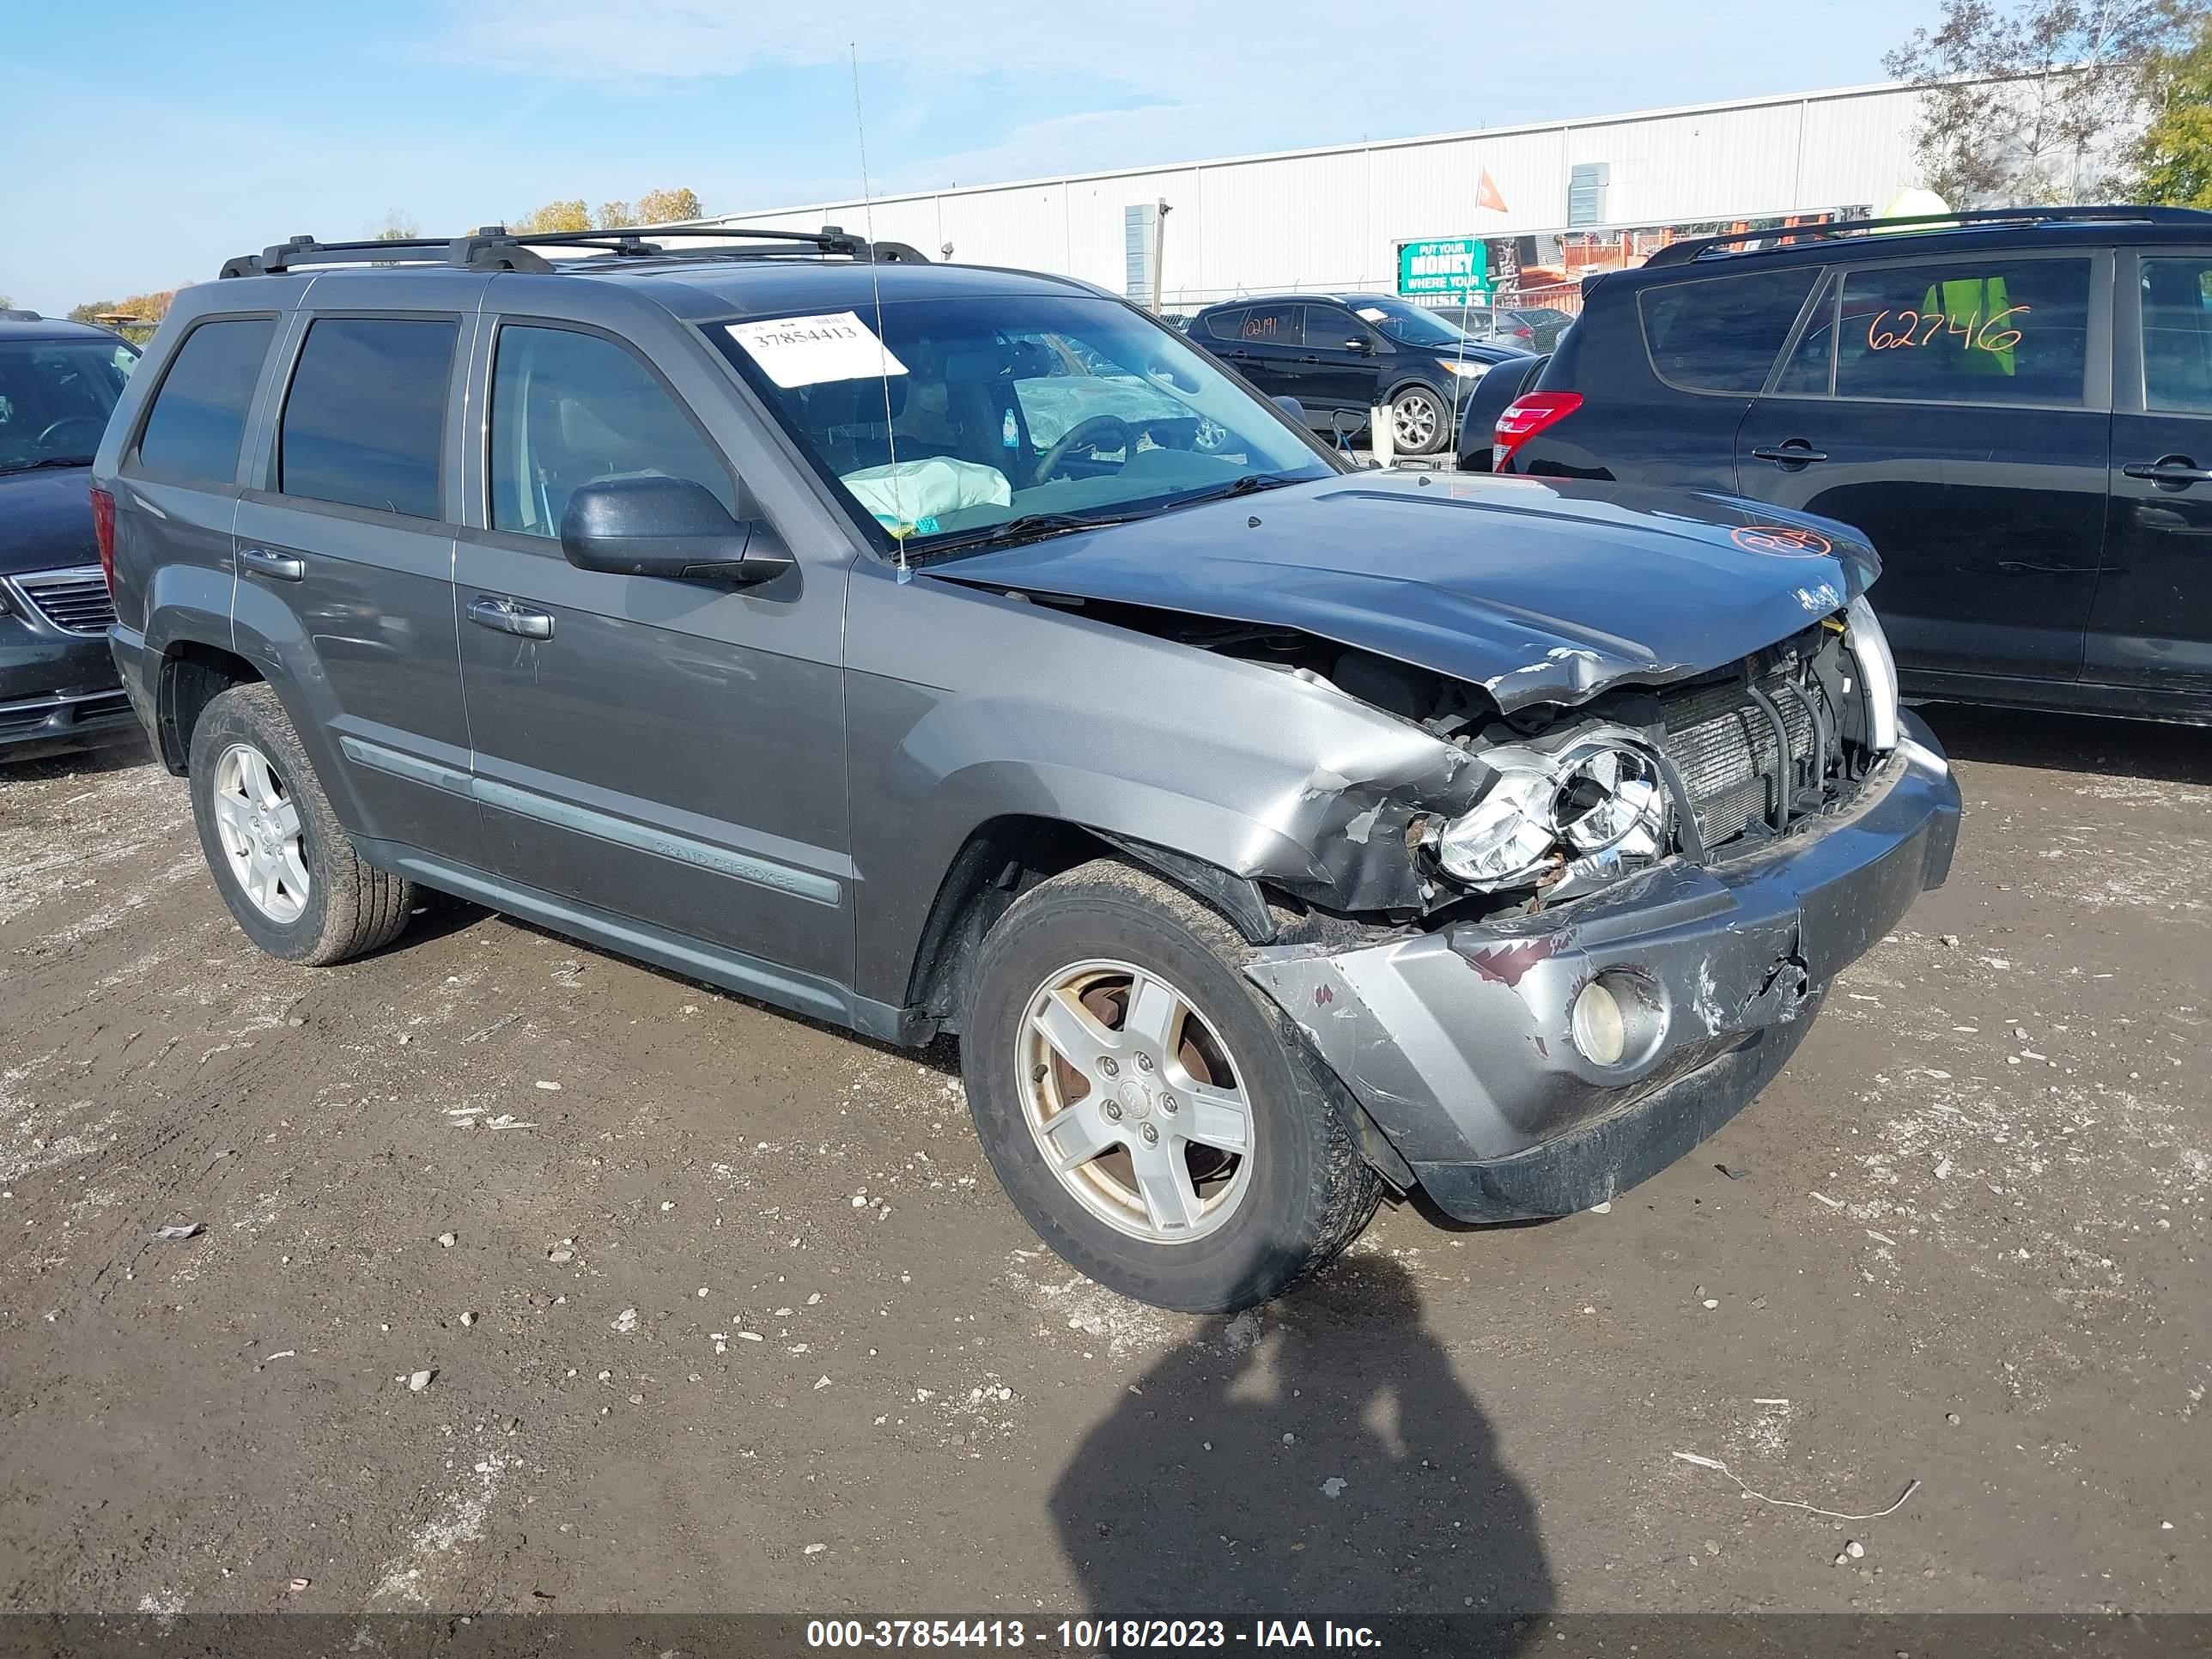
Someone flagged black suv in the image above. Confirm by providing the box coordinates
[1497,206,2212,726]
[2,315,143,757]
[1188,293,1526,455]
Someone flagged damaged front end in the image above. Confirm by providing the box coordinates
[1228,597,1960,1222]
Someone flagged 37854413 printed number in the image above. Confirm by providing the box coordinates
[806,1620,1031,1648]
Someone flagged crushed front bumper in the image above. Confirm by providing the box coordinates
[1244,714,1961,1221]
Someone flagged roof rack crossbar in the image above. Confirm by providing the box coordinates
[219,222,929,279]
[1644,204,2212,268]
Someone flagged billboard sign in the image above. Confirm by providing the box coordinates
[1396,237,1490,301]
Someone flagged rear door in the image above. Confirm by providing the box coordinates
[1223,302,1305,408]
[2090,249,2212,702]
[1736,250,2110,684]
[232,280,483,862]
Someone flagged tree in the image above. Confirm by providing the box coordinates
[512,198,591,234]
[372,210,419,242]
[598,200,637,229]
[66,289,177,343]
[1885,0,2190,205]
[2130,5,2212,205]
[634,186,704,224]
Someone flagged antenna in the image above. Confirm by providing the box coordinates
[850,44,909,583]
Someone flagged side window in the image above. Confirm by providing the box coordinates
[1303,307,1364,349]
[490,325,736,538]
[279,318,457,519]
[133,319,275,489]
[1638,267,1820,392]
[1238,304,1301,344]
[2141,256,2212,413]
[1203,308,1248,343]
[1830,258,2091,406]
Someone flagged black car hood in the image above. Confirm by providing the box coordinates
[934,471,1879,712]
[0,465,99,577]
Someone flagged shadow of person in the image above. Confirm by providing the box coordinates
[1050,1253,1553,1634]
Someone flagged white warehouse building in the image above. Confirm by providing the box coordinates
[705,78,1958,313]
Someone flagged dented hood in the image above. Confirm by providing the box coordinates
[933,471,1879,711]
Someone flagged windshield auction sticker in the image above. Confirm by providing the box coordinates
[726,312,910,389]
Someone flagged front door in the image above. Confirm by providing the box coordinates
[232,292,482,863]
[1298,305,1385,424]
[453,317,855,996]
[2089,250,2212,702]
[1735,252,2110,685]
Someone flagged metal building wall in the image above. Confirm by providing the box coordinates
[706,79,1939,308]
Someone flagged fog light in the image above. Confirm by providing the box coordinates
[1571,980,1627,1066]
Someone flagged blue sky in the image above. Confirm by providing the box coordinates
[3,0,1929,316]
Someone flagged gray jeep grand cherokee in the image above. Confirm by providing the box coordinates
[96,225,1960,1312]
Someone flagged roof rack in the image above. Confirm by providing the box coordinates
[1643,204,2212,268]
[218,223,930,280]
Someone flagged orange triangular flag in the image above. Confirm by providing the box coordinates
[1476,168,1508,213]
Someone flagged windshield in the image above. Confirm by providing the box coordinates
[1352,299,1474,349]
[0,337,139,473]
[707,294,1334,557]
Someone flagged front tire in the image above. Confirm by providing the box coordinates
[962,860,1382,1312]
[1389,384,1451,455]
[187,683,418,965]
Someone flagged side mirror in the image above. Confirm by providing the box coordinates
[1343,337,1375,355]
[1271,395,1307,424]
[559,477,793,586]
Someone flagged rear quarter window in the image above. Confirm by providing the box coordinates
[1636,268,1820,392]
[132,318,276,489]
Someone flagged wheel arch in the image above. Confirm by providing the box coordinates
[155,638,263,775]
[901,816,1277,1040]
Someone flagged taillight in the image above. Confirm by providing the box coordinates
[1492,392,1583,471]
[91,486,117,596]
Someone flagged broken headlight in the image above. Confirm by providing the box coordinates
[1434,730,1669,893]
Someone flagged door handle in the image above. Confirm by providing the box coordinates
[1298,354,1322,363]
[2121,454,2212,489]
[467,595,554,640]
[1750,442,1829,466]
[238,546,305,581]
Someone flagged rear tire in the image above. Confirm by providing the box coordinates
[187,683,417,965]
[961,860,1382,1312]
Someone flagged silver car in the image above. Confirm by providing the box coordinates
[97,225,1960,1311]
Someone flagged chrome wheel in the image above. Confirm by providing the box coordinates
[1018,958,1256,1243]
[210,741,309,924]
[1392,390,1442,451]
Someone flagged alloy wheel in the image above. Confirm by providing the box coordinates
[210,741,310,924]
[1017,958,1256,1243]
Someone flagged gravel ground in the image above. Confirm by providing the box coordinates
[0,705,2205,1618]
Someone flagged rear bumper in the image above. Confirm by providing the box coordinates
[1244,714,1961,1220]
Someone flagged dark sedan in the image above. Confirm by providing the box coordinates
[1,317,142,757]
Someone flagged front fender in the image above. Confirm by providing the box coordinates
[843,566,1480,1007]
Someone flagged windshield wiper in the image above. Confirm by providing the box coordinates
[922,510,1152,556]
[0,456,94,475]
[1166,470,1311,508]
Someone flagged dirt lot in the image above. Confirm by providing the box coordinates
[1,706,2206,1620]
